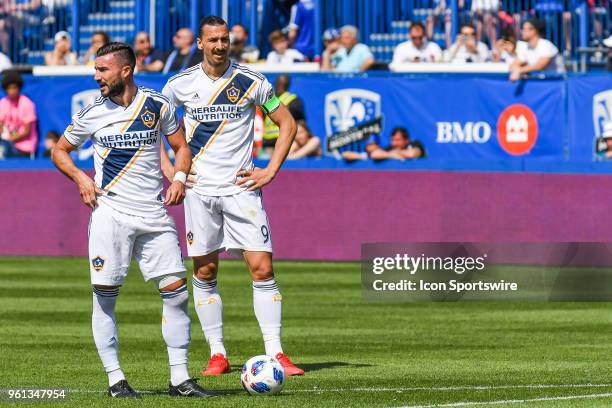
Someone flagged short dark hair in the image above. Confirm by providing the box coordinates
[96,42,136,71]
[233,23,248,36]
[2,69,23,91]
[391,127,409,140]
[500,28,516,43]
[93,31,110,44]
[296,120,312,136]
[460,23,475,31]
[525,18,545,37]
[199,15,228,36]
[46,130,60,141]
[269,30,286,44]
[410,22,425,33]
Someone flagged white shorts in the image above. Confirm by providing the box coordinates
[88,202,186,286]
[184,189,273,257]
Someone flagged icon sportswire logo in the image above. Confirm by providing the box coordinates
[497,104,538,155]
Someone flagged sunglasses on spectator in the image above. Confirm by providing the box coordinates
[411,35,424,40]
[461,31,476,36]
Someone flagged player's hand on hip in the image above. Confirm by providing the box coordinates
[76,173,102,209]
[165,180,186,206]
[236,167,275,191]
[186,165,197,189]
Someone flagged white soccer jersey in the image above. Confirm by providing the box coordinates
[63,87,180,216]
[162,62,278,196]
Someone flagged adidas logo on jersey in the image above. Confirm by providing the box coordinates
[192,93,200,100]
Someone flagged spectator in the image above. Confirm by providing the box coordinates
[44,31,77,66]
[287,121,321,159]
[0,70,38,159]
[604,36,612,71]
[535,0,573,55]
[369,127,424,160]
[390,22,443,69]
[43,130,60,157]
[134,31,165,72]
[263,74,305,148]
[322,27,340,49]
[341,134,382,161]
[0,51,12,72]
[426,0,459,49]
[342,128,424,161]
[81,31,110,66]
[229,24,260,63]
[492,30,517,63]
[162,28,201,74]
[445,23,490,63]
[509,18,561,81]
[287,0,315,60]
[0,0,42,54]
[471,0,499,44]
[266,30,305,64]
[322,25,374,72]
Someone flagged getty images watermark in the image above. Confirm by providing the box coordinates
[371,252,517,293]
[362,243,612,302]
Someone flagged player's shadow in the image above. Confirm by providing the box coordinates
[138,362,373,396]
[230,361,372,373]
[139,388,246,396]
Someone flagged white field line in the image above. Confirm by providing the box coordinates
[395,392,612,408]
[290,383,612,393]
[40,383,612,395]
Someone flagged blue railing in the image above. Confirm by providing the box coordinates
[0,0,604,67]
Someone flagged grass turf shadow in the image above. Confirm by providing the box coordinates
[230,361,373,373]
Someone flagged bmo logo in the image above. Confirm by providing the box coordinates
[436,122,491,143]
[497,104,538,155]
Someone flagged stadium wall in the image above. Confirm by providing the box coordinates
[2,169,611,260]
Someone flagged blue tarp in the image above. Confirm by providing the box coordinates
[3,72,612,172]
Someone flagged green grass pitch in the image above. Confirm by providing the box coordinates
[2,257,612,407]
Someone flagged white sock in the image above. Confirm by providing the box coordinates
[192,277,226,357]
[92,287,125,386]
[160,283,191,386]
[107,369,125,387]
[252,279,283,356]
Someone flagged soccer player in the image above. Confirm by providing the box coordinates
[51,43,214,398]
[161,16,304,376]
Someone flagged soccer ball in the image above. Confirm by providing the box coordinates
[241,355,285,395]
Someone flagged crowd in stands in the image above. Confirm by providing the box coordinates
[1,0,607,161]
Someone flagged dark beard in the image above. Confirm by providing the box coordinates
[103,79,125,98]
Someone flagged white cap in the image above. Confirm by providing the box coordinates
[603,121,612,138]
[54,31,71,43]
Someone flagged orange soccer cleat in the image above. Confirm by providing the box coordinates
[201,353,232,376]
[275,352,305,376]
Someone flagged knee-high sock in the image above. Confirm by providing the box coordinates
[252,279,283,356]
[192,277,226,356]
[92,287,125,386]
[160,283,191,386]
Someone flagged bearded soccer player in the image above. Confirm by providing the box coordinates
[51,43,215,398]
[161,16,303,376]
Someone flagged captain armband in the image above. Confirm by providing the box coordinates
[260,95,281,115]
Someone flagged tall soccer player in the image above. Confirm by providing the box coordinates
[51,43,215,398]
[161,16,304,376]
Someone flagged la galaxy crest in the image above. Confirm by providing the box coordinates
[140,109,156,128]
[187,231,194,246]
[226,84,240,103]
[91,256,105,272]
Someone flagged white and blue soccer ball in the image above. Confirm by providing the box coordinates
[241,355,285,396]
